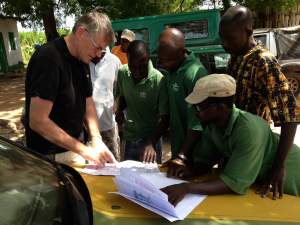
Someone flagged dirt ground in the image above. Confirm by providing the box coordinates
[0,72,25,143]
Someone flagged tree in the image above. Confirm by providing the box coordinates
[0,0,203,41]
[80,0,204,19]
[0,0,61,41]
[0,0,98,41]
[221,0,231,11]
[233,0,300,28]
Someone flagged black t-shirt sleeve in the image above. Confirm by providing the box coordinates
[83,64,93,98]
[29,52,60,102]
[86,78,93,98]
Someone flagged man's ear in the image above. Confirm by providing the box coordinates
[75,26,86,40]
[179,48,186,59]
[246,24,253,37]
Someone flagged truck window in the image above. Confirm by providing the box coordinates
[114,28,150,46]
[254,34,267,47]
[165,20,208,39]
[214,53,230,70]
[111,10,229,73]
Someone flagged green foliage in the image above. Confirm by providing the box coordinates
[19,31,45,65]
[4,0,298,63]
[1,0,299,29]
[1,0,202,31]
[1,0,55,29]
[19,29,70,65]
[74,0,205,20]
[233,0,299,12]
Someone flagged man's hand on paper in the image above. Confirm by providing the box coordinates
[83,145,117,167]
[162,158,194,178]
[82,136,117,167]
[141,141,157,163]
[161,183,190,206]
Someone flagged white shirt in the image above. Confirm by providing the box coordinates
[89,52,121,131]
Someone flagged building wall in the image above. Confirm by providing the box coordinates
[0,19,23,66]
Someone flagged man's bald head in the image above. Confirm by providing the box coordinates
[220,5,253,32]
[219,6,255,55]
[159,28,185,52]
[158,28,186,72]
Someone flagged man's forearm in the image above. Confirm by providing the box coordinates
[275,122,297,167]
[186,178,233,195]
[29,97,88,155]
[85,97,101,139]
[30,117,87,155]
[115,96,127,113]
[148,115,169,145]
[179,129,202,158]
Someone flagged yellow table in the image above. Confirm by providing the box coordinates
[80,173,300,225]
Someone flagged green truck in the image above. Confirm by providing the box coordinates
[112,9,229,74]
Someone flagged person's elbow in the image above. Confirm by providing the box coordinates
[29,108,50,134]
[29,97,53,133]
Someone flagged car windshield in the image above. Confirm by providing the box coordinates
[0,138,64,225]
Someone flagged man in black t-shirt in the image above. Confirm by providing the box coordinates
[25,11,116,167]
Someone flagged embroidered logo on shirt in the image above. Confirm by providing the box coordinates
[172,82,180,92]
[139,92,147,98]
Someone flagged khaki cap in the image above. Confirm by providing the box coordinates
[185,74,236,104]
[121,29,135,42]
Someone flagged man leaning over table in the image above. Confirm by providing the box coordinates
[24,11,116,166]
[157,28,208,173]
[219,5,299,199]
[162,74,300,206]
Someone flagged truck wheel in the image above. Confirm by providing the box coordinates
[287,76,300,97]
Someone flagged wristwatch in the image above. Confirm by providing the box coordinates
[177,153,188,163]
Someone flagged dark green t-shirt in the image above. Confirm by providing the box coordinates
[116,61,168,141]
[165,52,207,156]
[196,106,300,196]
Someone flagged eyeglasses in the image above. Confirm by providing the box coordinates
[193,103,220,113]
[85,30,103,52]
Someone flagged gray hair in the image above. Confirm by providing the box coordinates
[72,11,114,43]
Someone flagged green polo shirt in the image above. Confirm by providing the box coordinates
[166,52,207,157]
[195,106,300,196]
[116,61,168,141]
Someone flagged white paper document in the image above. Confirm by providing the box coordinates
[80,160,159,176]
[113,169,207,222]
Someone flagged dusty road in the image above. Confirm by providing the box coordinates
[0,72,25,142]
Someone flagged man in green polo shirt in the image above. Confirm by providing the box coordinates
[115,40,168,163]
[161,74,300,206]
[157,28,207,173]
